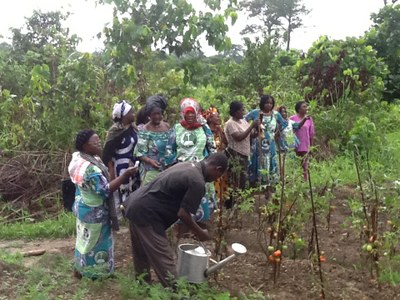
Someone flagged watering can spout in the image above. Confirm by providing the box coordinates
[204,243,247,277]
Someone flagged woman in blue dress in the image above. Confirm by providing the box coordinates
[245,95,287,200]
[68,129,138,279]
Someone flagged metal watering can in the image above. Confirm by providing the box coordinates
[177,242,247,283]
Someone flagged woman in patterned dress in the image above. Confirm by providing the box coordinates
[135,95,171,185]
[102,100,141,218]
[68,129,138,279]
[245,95,287,200]
[166,98,216,229]
[203,106,228,205]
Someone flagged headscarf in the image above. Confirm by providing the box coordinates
[107,100,135,144]
[203,106,219,123]
[112,100,132,121]
[179,98,203,130]
[145,95,167,115]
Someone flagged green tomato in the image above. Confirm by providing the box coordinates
[366,244,373,252]
[267,246,274,253]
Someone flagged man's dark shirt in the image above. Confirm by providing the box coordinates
[124,161,206,235]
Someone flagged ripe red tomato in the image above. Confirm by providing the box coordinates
[273,250,282,257]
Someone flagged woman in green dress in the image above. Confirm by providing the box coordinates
[136,95,171,185]
[166,98,216,224]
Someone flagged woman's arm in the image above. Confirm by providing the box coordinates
[309,117,315,146]
[108,167,137,192]
[136,131,161,169]
[203,124,217,156]
[140,156,161,169]
[108,161,116,180]
[293,116,310,130]
[177,208,210,241]
[230,120,260,142]
[164,125,177,166]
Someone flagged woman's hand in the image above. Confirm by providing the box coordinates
[141,157,161,169]
[123,166,138,178]
[251,119,261,129]
[147,158,161,169]
[109,166,138,192]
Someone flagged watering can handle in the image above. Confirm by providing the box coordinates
[199,241,208,253]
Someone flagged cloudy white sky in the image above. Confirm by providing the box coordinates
[0,0,385,54]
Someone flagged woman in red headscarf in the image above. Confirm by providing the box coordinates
[165,98,216,236]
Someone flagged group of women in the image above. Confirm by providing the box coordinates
[67,94,314,279]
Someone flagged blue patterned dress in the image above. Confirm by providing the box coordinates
[69,152,114,279]
[245,109,287,186]
[135,129,171,185]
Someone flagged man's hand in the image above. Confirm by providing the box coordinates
[197,229,211,242]
[177,208,211,241]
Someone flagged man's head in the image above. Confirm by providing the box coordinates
[203,153,228,182]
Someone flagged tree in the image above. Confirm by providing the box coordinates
[383,0,398,5]
[240,0,281,38]
[299,36,387,106]
[367,4,400,101]
[99,0,237,103]
[10,10,80,86]
[278,0,310,51]
[240,0,309,50]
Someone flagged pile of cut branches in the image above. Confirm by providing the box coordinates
[0,151,71,223]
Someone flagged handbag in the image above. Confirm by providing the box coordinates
[61,179,76,212]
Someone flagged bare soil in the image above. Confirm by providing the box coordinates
[1,186,400,299]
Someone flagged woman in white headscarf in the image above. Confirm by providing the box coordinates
[102,100,141,218]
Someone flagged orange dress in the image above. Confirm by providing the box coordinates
[212,126,229,203]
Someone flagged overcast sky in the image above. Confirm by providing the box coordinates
[0,0,385,54]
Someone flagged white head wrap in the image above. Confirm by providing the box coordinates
[112,100,132,121]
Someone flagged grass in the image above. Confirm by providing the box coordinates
[0,212,75,240]
[0,250,23,265]
[1,252,260,300]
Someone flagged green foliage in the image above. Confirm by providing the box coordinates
[379,261,400,286]
[0,250,23,266]
[0,43,30,96]
[101,0,237,102]
[299,36,387,106]
[347,117,380,154]
[367,4,400,101]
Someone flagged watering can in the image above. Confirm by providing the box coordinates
[177,242,247,283]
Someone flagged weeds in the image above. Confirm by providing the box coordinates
[0,250,23,265]
[0,212,75,240]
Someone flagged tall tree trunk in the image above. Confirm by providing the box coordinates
[286,18,292,51]
[136,68,147,105]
